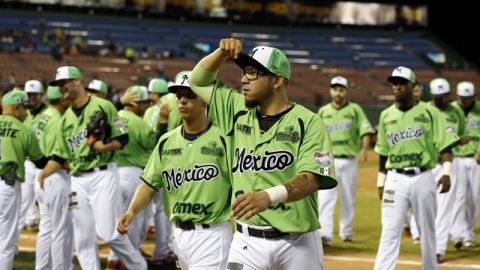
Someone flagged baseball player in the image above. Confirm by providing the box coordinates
[374,66,458,270]
[144,78,181,263]
[117,72,233,269]
[86,79,109,99]
[106,85,157,269]
[37,66,147,270]
[33,85,73,270]
[450,81,480,249]
[0,90,47,269]
[410,78,467,262]
[189,38,337,270]
[317,76,374,245]
[19,79,47,231]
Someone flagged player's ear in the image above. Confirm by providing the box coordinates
[273,75,284,89]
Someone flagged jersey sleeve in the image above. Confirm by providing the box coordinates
[374,111,389,156]
[297,115,337,190]
[105,103,126,139]
[26,129,44,161]
[431,107,459,151]
[208,82,246,135]
[51,118,72,160]
[355,105,375,137]
[141,138,166,191]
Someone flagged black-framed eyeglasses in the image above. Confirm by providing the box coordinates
[242,69,270,81]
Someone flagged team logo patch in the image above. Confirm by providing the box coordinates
[314,151,332,168]
[201,141,224,157]
[275,125,300,142]
[232,148,294,173]
[162,163,219,191]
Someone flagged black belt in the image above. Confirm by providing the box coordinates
[77,165,108,173]
[391,167,428,175]
[175,220,210,230]
[236,222,289,239]
[334,155,355,159]
[458,154,474,158]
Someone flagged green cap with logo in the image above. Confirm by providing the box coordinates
[127,85,149,101]
[47,85,63,99]
[49,66,83,86]
[148,79,168,94]
[87,79,108,94]
[2,89,29,106]
[234,46,291,80]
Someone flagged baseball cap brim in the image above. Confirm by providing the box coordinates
[49,79,69,86]
[234,52,271,74]
[387,76,413,84]
[168,85,191,93]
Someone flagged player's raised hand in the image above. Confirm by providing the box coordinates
[117,212,134,235]
[232,191,271,220]
[159,103,170,124]
[120,90,140,106]
[437,175,451,193]
[219,38,242,59]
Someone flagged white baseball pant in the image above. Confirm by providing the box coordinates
[227,221,324,270]
[153,191,172,260]
[450,157,480,243]
[108,166,146,262]
[409,159,458,255]
[173,221,232,270]
[34,169,73,270]
[374,170,437,270]
[19,160,40,231]
[0,179,21,270]
[71,164,147,270]
[318,157,358,240]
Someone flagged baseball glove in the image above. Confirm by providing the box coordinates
[86,109,108,146]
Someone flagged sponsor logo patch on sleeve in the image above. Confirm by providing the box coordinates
[314,151,332,169]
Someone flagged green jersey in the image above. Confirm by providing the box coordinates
[374,102,458,169]
[36,107,62,157]
[204,82,337,233]
[24,104,48,141]
[452,100,480,156]
[0,115,43,181]
[318,102,374,157]
[143,93,181,133]
[142,124,231,225]
[116,110,157,168]
[52,96,126,174]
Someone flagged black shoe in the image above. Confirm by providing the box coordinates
[454,241,463,250]
[437,254,445,264]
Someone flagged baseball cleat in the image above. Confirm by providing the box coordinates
[342,236,353,243]
[105,260,120,270]
[437,254,445,264]
[454,241,463,250]
[403,227,412,238]
[412,237,420,245]
[464,241,477,248]
[321,236,332,247]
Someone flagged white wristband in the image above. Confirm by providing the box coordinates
[264,185,288,205]
[377,172,387,187]
[442,161,452,176]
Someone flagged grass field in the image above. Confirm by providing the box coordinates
[14,151,480,269]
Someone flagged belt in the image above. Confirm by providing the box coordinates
[458,154,474,158]
[334,155,355,159]
[175,220,210,230]
[77,165,108,174]
[236,222,289,239]
[391,167,428,175]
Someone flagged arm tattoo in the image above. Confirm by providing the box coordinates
[284,174,310,194]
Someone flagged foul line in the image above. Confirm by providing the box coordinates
[325,255,480,269]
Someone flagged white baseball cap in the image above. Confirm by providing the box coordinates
[168,71,191,93]
[387,66,416,84]
[456,81,475,97]
[87,79,108,94]
[429,78,450,96]
[330,76,348,88]
[24,80,44,93]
